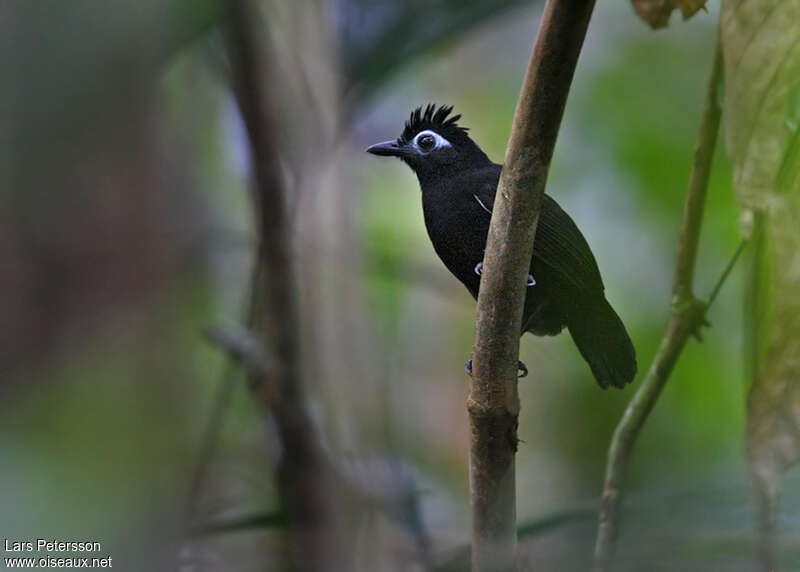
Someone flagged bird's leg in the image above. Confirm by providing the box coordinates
[465,358,528,378]
[470,261,531,377]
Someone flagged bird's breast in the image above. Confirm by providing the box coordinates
[421,191,489,295]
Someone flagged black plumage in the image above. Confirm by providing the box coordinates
[367,104,636,388]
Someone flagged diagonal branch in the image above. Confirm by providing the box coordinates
[592,38,724,572]
[468,1,597,570]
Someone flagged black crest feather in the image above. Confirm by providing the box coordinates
[398,103,467,145]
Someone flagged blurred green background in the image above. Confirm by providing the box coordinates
[1,1,798,570]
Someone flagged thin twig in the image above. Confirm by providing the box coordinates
[707,239,747,310]
[203,325,272,376]
[592,38,724,571]
[182,260,261,540]
[192,510,288,537]
[469,1,596,570]
[183,361,242,521]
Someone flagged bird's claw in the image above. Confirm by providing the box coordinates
[474,262,535,287]
[465,358,528,378]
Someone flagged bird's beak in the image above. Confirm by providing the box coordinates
[366,140,403,157]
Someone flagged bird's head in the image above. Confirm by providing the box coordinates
[366,104,490,176]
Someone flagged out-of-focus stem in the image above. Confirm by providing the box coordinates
[225,1,347,570]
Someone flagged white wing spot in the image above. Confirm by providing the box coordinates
[473,194,492,214]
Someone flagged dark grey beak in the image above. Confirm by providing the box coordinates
[366,140,402,157]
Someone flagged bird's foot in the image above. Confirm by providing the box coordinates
[465,358,528,378]
[473,262,535,287]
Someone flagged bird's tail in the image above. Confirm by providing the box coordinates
[568,297,636,389]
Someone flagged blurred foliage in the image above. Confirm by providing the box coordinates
[338,0,535,101]
[722,0,800,210]
[631,0,710,29]
[2,0,800,570]
[721,0,800,562]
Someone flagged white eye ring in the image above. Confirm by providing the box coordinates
[413,130,452,152]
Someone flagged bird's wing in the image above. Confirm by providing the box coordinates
[534,195,604,293]
[472,178,604,293]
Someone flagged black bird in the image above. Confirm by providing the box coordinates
[366,104,636,389]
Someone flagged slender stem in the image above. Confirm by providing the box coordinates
[592,39,724,571]
[743,214,777,571]
[183,251,261,537]
[469,1,596,570]
[203,326,272,375]
[707,239,747,310]
[183,361,241,521]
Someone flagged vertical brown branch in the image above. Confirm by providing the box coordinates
[592,41,724,572]
[224,1,346,569]
[469,1,596,570]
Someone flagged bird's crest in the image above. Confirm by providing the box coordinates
[398,104,468,145]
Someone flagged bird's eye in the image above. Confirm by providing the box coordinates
[413,130,451,153]
[417,134,436,151]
